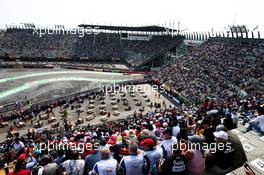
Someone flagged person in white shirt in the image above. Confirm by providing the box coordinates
[246,107,264,133]
[13,137,25,151]
[172,121,180,138]
[59,151,85,175]
[89,148,117,175]
[119,143,150,175]
[160,128,178,158]
[232,111,239,128]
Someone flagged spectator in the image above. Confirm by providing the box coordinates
[58,151,85,175]
[246,106,264,133]
[210,131,234,174]
[84,144,100,175]
[12,137,24,152]
[160,128,177,158]
[185,135,206,175]
[31,155,57,175]
[141,138,162,175]
[53,149,65,165]
[8,158,30,175]
[158,143,187,175]
[89,148,117,175]
[110,136,130,163]
[119,143,150,175]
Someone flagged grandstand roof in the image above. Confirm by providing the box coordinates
[78,24,168,32]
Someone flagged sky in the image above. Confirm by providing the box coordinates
[0,0,263,32]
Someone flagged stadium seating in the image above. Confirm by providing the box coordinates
[1,28,264,175]
[155,39,264,104]
[0,29,183,66]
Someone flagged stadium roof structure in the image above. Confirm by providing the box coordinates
[228,25,248,33]
[78,24,170,32]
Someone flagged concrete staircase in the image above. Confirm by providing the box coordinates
[227,128,264,175]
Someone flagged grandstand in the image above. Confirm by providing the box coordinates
[0,25,184,68]
[0,23,263,175]
[155,38,264,104]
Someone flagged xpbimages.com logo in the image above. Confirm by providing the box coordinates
[98,83,165,95]
[32,26,100,37]
[36,142,100,154]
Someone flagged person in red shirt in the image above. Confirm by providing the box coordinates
[8,158,30,175]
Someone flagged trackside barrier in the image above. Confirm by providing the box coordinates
[0,79,153,114]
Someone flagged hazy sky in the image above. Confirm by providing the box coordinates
[0,0,263,32]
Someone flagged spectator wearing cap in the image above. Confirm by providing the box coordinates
[138,129,157,145]
[210,130,234,174]
[217,124,248,170]
[160,128,177,158]
[110,136,130,163]
[215,124,225,132]
[185,135,206,175]
[141,138,161,175]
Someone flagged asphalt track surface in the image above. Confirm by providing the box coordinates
[0,68,176,141]
[0,68,143,106]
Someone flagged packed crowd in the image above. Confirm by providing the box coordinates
[0,29,76,59]
[155,39,264,104]
[1,87,263,175]
[1,31,264,175]
[0,29,182,67]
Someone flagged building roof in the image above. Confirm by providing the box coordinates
[78,24,168,32]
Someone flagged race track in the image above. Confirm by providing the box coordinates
[0,68,143,106]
